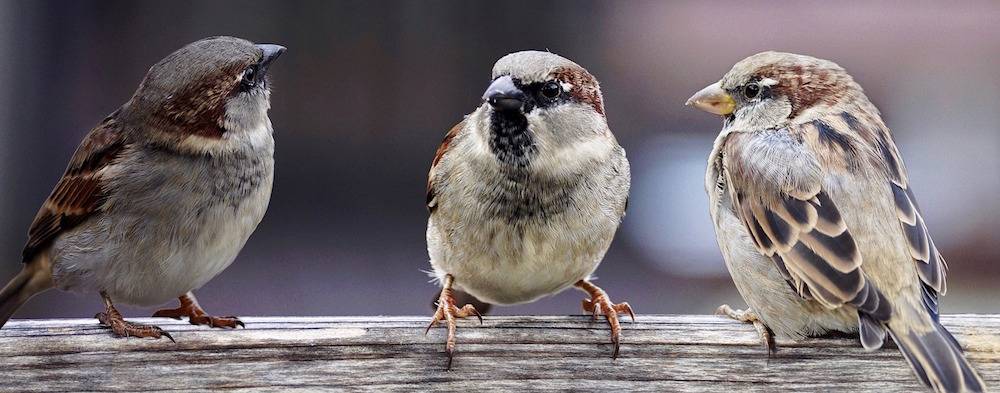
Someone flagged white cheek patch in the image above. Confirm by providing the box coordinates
[528,105,613,175]
[177,123,272,155]
[532,136,613,179]
[557,137,613,162]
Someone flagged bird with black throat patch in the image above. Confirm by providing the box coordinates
[687,51,985,392]
[0,36,285,341]
[425,50,633,368]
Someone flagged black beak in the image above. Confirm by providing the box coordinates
[483,75,525,112]
[255,44,286,77]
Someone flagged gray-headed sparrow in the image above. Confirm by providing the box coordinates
[688,51,985,392]
[425,51,632,367]
[0,36,285,340]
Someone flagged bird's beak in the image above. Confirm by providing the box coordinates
[483,75,526,112]
[255,44,286,77]
[686,82,735,116]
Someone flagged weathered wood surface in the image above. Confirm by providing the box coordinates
[0,315,997,392]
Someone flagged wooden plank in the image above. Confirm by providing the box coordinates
[0,315,997,392]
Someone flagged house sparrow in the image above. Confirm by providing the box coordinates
[688,51,986,392]
[0,36,285,340]
[425,51,632,367]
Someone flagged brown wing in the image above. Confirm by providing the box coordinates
[22,116,127,262]
[839,112,947,315]
[723,129,891,326]
[426,121,463,213]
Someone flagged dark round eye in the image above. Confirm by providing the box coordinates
[743,83,760,99]
[242,66,257,86]
[541,81,561,99]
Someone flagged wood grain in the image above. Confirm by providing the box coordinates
[1,315,997,392]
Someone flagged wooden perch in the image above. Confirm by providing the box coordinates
[1,315,997,391]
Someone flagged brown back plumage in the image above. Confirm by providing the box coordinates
[22,117,126,262]
[716,51,981,392]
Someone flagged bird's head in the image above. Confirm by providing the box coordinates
[476,51,610,168]
[120,36,285,153]
[687,51,869,131]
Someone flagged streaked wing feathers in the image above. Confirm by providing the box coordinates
[891,182,947,296]
[426,122,463,213]
[21,117,126,262]
[844,110,948,311]
[726,130,890,322]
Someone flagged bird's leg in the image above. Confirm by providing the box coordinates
[575,279,635,359]
[96,291,174,342]
[716,304,776,355]
[425,274,483,369]
[152,292,244,329]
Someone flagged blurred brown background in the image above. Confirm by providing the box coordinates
[0,1,997,319]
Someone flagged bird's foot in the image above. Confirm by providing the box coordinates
[576,280,635,359]
[96,303,173,342]
[154,307,244,329]
[716,304,776,355]
[430,289,492,316]
[425,278,483,370]
[152,292,244,329]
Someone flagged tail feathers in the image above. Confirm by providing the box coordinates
[0,260,53,329]
[889,319,987,393]
[858,313,887,350]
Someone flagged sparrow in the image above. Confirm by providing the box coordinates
[688,51,986,392]
[0,36,285,340]
[425,51,633,367]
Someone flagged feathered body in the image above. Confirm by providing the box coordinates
[0,37,283,332]
[427,51,630,305]
[696,52,984,392]
[50,123,273,306]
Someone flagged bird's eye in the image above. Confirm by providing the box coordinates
[541,81,561,99]
[743,83,760,99]
[242,66,257,87]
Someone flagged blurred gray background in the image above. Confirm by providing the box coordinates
[0,1,997,319]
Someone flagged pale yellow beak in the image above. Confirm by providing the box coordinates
[685,82,735,116]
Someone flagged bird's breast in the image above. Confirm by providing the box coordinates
[428,149,627,305]
[429,210,617,305]
[50,138,275,306]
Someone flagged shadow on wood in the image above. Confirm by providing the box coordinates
[0,315,997,391]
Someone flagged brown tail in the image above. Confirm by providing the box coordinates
[0,257,53,329]
[888,316,987,393]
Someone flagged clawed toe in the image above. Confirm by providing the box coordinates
[576,280,635,359]
[427,275,482,370]
[96,311,174,342]
[426,296,482,369]
[716,304,776,355]
[191,315,245,329]
[152,292,244,329]
[96,291,174,342]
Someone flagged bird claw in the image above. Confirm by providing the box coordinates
[577,281,634,359]
[191,315,245,329]
[96,311,174,343]
[427,285,482,370]
[152,293,245,329]
[716,304,776,355]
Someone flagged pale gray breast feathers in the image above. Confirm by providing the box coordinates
[50,138,274,304]
[107,142,274,215]
[437,127,628,226]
